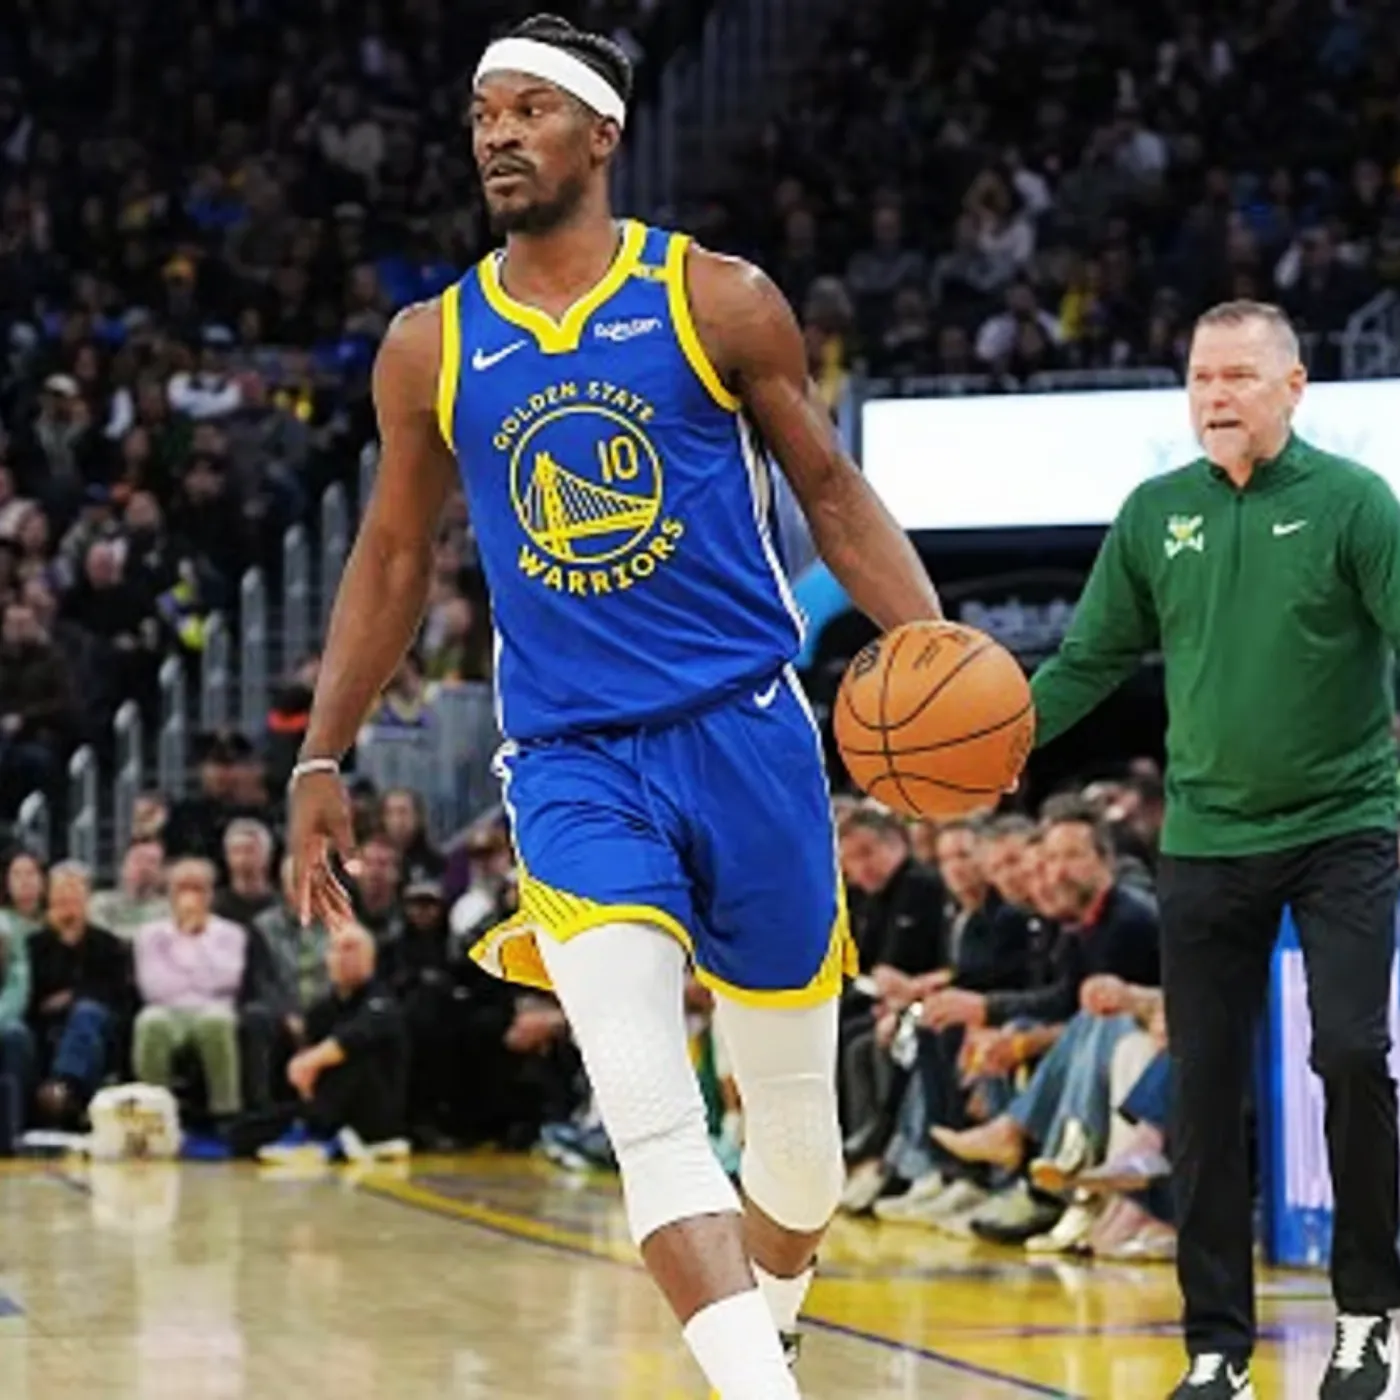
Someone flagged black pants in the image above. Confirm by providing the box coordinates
[309,1053,406,1144]
[1160,828,1400,1359]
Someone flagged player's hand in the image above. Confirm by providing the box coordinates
[288,770,357,928]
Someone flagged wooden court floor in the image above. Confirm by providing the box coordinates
[0,1154,1341,1398]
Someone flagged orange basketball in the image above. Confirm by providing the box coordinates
[833,620,1034,819]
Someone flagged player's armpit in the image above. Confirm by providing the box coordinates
[684,247,941,631]
[301,299,460,762]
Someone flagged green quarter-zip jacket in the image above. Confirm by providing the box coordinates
[1030,434,1400,857]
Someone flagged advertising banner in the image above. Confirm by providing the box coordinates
[862,380,1400,532]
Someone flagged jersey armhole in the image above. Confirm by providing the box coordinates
[664,234,741,414]
[436,282,462,453]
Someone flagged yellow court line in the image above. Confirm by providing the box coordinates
[361,1170,642,1268]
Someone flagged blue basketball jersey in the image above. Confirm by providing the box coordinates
[436,220,804,742]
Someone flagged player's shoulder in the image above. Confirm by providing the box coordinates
[374,296,448,404]
[676,237,781,316]
[382,296,445,356]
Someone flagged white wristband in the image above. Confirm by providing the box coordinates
[288,757,341,787]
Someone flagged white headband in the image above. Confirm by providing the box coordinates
[475,37,627,128]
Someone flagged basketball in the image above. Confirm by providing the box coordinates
[833,620,1034,819]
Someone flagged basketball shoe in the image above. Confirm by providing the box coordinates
[1319,1315,1400,1399]
[1167,1353,1255,1398]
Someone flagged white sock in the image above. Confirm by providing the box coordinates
[753,1263,813,1334]
[682,1290,802,1399]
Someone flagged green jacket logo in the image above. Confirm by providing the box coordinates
[1164,515,1205,559]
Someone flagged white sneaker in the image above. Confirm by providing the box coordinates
[1025,1200,1099,1255]
[872,1171,946,1222]
[1320,1314,1400,1400]
[839,1160,888,1215]
[1168,1352,1255,1397]
[921,1179,991,1228]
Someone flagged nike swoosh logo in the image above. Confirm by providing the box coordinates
[1227,1364,1251,1391]
[472,341,527,371]
[1272,520,1307,536]
[754,680,781,709]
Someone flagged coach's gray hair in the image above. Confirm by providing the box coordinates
[1194,299,1301,364]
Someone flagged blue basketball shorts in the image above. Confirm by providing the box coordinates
[471,670,854,1007]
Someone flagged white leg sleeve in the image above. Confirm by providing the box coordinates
[535,923,741,1245]
[714,994,844,1234]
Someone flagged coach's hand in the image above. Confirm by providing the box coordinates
[288,769,357,928]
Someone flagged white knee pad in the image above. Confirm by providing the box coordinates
[535,923,740,1245]
[715,996,844,1233]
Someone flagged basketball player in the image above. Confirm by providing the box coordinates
[287,15,940,1398]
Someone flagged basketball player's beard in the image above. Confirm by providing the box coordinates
[487,170,589,236]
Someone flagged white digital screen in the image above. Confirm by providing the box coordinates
[862,379,1400,531]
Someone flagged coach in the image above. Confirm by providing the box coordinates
[1029,299,1400,1400]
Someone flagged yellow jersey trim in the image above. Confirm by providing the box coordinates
[664,233,740,413]
[478,219,646,355]
[695,906,856,1009]
[436,282,462,452]
[469,869,856,1009]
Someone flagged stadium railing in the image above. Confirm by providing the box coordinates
[157,655,187,800]
[67,746,98,871]
[240,568,269,739]
[112,701,142,862]
[14,791,50,862]
[282,523,311,676]
[1341,290,1400,379]
[201,612,231,731]
[319,483,349,640]
[616,0,844,215]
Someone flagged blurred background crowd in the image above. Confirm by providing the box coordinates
[0,0,1395,1267]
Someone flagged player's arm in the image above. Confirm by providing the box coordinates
[1028,496,1158,746]
[686,249,942,630]
[300,301,458,762]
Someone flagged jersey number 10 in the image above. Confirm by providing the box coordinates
[597,435,640,483]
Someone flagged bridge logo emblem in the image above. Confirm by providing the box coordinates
[510,406,663,565]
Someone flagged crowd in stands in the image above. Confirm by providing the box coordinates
[710,0,1400,393]
[0,751,584,1160]
[3,0,1398,824]
[835,771,1176,1262]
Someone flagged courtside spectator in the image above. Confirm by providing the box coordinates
[355,833,405,944]
[214,818,278,928]
[89,837,169,941]
[133,858,246,1121]
[379,788,445,884]
[261,924,408,1162]
[27,862,131,1127]
[0,884,33,1141]
[2,850,46,931]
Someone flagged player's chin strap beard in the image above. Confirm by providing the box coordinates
[475,37,628,128]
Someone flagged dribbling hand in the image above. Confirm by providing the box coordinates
[288,770,358,929]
